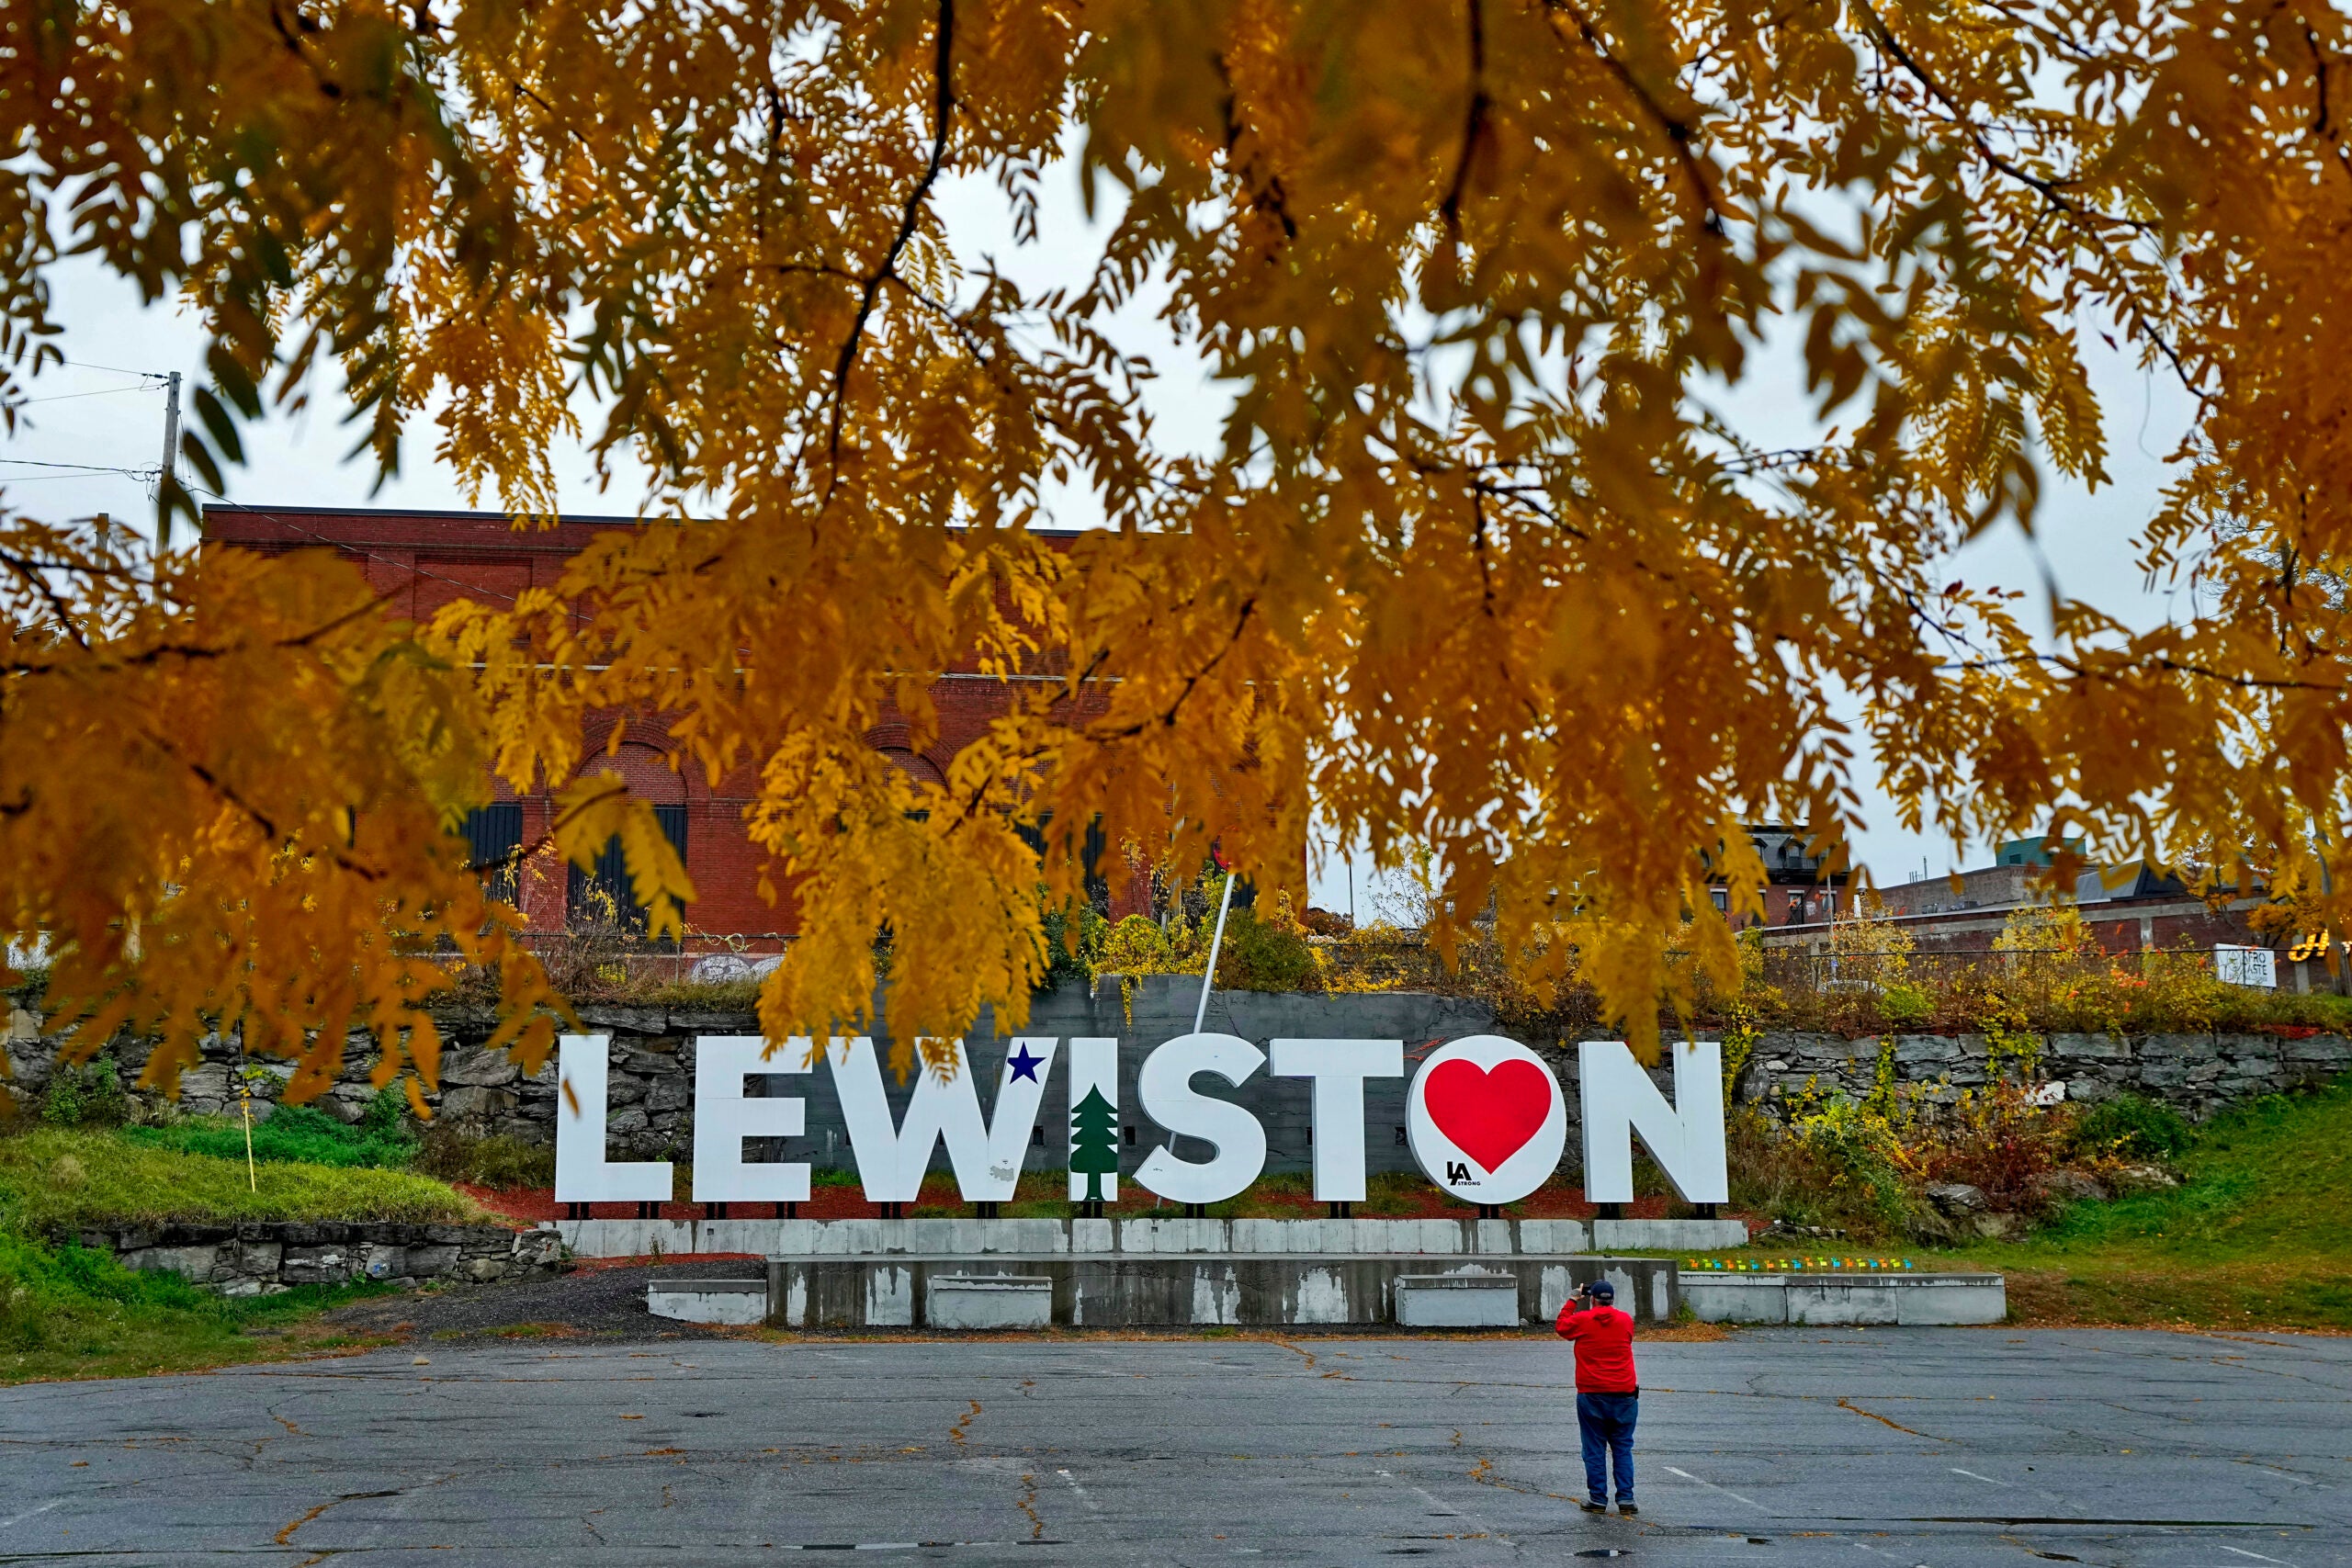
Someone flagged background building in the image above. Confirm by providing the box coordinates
[204,504,1151,946]
[1705,825,1851,928]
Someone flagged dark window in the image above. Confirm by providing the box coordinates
[464,804,525,903]
[569,804,689,934]
[1020,813,1115,915]
[1710,887,1728,912]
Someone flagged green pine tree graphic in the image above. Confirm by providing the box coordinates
[1069,1085,1120,1202]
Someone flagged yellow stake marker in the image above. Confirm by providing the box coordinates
[239,1077,256,1192]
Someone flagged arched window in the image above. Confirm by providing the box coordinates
[568,743,689,934]
[877,746,944,787]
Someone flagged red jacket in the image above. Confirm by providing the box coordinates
[1555,1302,1638,1393]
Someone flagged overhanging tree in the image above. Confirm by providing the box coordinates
[5,0,2350,1091]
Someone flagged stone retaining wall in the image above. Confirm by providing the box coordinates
[1736,1028,2352,1115]
[73,1222,562,1297]
[10,980,2347,1168]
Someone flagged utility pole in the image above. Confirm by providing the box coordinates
[155,371,182,551]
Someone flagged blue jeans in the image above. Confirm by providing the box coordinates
[1577,1392,1638,1505]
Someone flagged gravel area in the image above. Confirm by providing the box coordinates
[321,1260,763,1344]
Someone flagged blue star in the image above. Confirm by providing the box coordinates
[1006,1045,1045,1083]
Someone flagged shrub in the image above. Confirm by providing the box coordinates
[1297,907,1353,937]
[1036,904,1100,990]
[1051,879,1322,995]
[1736,1076,2097,1235]
[39,1055,128,1128]
[1875,982,1933,1029]
[2069,1092,2190,1162]
[1782,1096,1917,1233]
[413,1127,556,1190]
[1096,912,1188,976]
[1216,897,1320,993]
[1911,1083,2076,1211]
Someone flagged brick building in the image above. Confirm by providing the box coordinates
[1704,824,1851,929]
[203,504,1148,946]
[1767,856,2311,987]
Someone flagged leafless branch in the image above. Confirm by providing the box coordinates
[823,0,957,494]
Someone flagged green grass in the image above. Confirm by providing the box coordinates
[0,1232,399,1382]
[123,1097,420,1170]
[0,1126,486,1382]
[0,1128,484,1231]
[1919,1076,2352,1329]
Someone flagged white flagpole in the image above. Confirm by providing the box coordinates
[1193,869,1238,1033]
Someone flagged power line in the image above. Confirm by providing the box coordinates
[38,356,173,382]
[10,385,167,408]
[0,457,158,477]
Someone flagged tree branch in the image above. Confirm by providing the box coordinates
[822,0,956,494]
[1440,0,1489,237]
[1538,0,1727,242]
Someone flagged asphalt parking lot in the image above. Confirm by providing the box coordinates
[0,1328,2345,1566]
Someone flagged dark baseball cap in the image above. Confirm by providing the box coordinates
[1589,1280,1615,1302]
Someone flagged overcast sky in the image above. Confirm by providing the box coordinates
[5,162,2199,919]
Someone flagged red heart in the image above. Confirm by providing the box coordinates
[1424,1057,1553,1173]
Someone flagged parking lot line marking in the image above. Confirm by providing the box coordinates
[784,1542,1071,1551]
[1377,1469,1464,1517]
[2220,1547,2296,1565]
[1847,1541,1931,1568]
[0,1499,63,1530]
[1951,1469,2010,1486]
[1664,1466,1766,1511]
[1055,1468,1104,1514]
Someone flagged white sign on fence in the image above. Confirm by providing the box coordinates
[2213,944,2278,989]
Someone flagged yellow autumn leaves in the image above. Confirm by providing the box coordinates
[4,0,2350,1091]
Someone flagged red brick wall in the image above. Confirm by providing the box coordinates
[202,505,1146,941]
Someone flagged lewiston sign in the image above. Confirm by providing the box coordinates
[553,1032,1731,1209]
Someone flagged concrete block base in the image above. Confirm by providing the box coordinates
[927,1275,1054,1330]
[672,1254,1679,1329]
[646,1255,1680,1328]
[1679,1271,2007,1325]
[1395,1273,1521,1327]
[648,1278,767,1325]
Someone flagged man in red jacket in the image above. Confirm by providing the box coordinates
[1555,1278,1638,1516]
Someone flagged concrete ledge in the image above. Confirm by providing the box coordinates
[1679,1271,2007,1325]
[747,1254,1679,1329]
[1395,1272,1520,1327]
[1593,1218,1749,1252]
[928,1275,1054,1330]
[557,1214,1736,1259]
[648,1278,767,1326]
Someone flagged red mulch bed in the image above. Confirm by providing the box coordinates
[461,1176,1689,1225]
